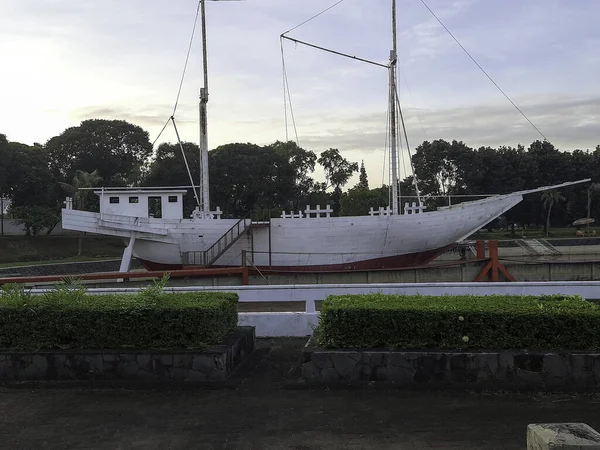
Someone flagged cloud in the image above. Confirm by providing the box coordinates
[285,93,600,153]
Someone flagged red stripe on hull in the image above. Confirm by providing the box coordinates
[138,260,184,271]
[138,246,452,273]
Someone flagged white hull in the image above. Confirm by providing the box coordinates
[62,192,525,270]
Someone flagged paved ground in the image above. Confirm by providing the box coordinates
[2,339,600,450]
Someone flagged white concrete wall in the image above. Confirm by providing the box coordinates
[161,195,183,219]
[238,312,319,337]
[100,193,149,218]
[97,192,185,219]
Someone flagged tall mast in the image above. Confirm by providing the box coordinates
[389,0,400,215]
[199,0,210,214]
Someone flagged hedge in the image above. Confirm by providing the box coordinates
[0,285,239,350]
[317,294,600,350]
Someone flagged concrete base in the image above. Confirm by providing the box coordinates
[0,327,255,383]
[302,339,600,390]
[527,423,600,449]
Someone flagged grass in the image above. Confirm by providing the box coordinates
[0,235,125,265]
[0,256,118,269]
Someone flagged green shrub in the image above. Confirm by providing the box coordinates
[0,284,239,350]
[317,294,600,350]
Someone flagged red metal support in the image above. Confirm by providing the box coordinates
[475,240,485,259]
[474,240,515,282]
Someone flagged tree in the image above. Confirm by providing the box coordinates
[142,141,201,216]
[412,139,473,196]
[59,170,103,211]
[317,149,359,190]
[541,190,565,236]
[5,142,56,208]
[209,143,296,216]
[358,160,369,189]
[10,205,60,236]
[340,186,388,216]
[317,148,359,214]
[587,182,600,219]
[0,134,11,198]
[46,119,153,186]
[268,141,317,210]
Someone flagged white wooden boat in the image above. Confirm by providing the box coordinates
[61,1,590,272]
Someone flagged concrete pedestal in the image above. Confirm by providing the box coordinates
[527,423,600,449]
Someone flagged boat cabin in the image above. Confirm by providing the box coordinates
[94,189,187,220]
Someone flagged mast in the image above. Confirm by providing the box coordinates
[389,0,400,215]
[199,0,210,214]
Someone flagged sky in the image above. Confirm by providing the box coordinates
[1,0,599,186]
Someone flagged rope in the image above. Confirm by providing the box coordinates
[419,0,548,141]
[280,43,300,146]
[281,0,348,36]
[381,100,390,186]
[152,117,171,148]
[395,85,422,203]
[171,117,201,207]
[172,1,201,117]
[280,38,289,141]
[278,0,349,145]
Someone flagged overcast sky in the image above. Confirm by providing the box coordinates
[1,0,599,185]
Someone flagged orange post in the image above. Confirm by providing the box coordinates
[475,240,486,259]
[474,240,515,282]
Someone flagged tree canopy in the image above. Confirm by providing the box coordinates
[46,119,153,186]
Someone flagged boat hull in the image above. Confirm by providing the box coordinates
[138,244,453,272]
[63,191,523,272]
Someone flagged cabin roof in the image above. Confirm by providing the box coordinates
[93,189,188,196]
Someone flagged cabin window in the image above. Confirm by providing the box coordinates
[129,197,139,204]
[109,197,119,204]
[168,196,178,203]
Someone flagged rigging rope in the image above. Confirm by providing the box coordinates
[152,117,171,148]
[172,117,201,207]
[280,41,300,146]
[382,100,390,186]
[173,1,201,117]
[281,38,289,141]
[395,85,422,204]
[279,0,349,145]
[281,0,348,36]
[419,0,549,141]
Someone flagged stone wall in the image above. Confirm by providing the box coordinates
[0,327,255,383]
[303,344,600,390]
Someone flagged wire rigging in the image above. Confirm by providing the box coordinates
[281,39,289,142]
[173,1,202,117]
[280,40,300,146]
[281,0,348,36]
[419,0,548,141]
[395,85,421,203]
[280,0,350,145]
[152,118,171,148]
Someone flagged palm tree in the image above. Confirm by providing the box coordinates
[541,190,565,237]
[59,170,103,210]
